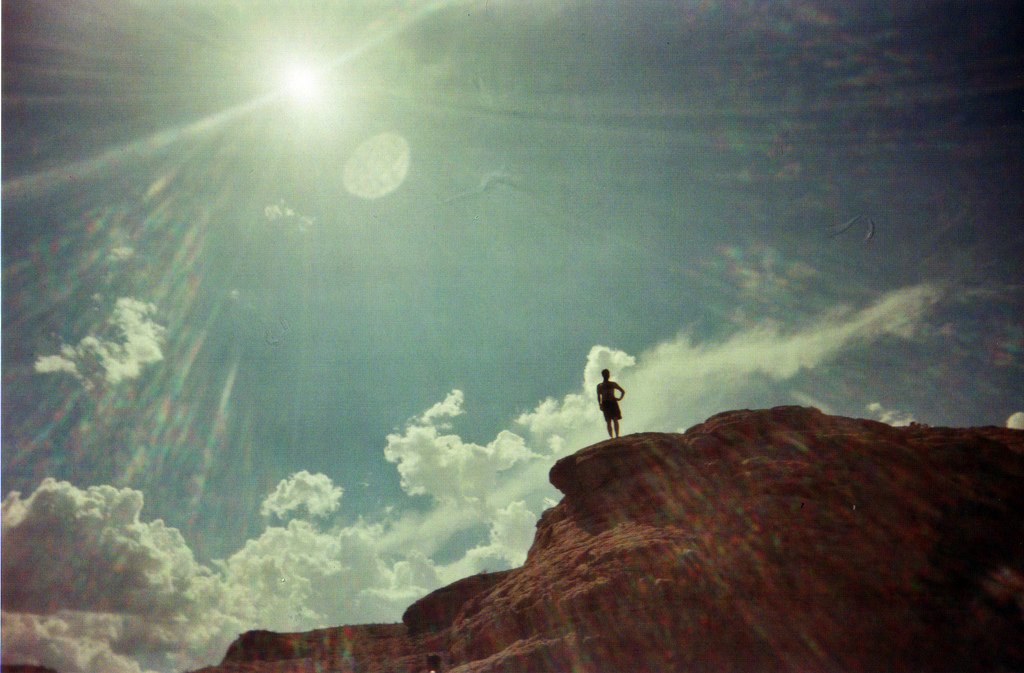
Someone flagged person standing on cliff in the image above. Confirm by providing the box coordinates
[596,369,625,438]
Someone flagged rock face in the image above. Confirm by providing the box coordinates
[191,624,420,672]
[193,407,1024,672]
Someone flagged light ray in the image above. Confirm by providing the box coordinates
[1,0,471,202]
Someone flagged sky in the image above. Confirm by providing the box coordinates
[2,0,1023,671]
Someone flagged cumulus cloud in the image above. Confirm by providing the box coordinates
[1,612,157,673]
[1,478,214,618]
[215,519,380,630]
[263,199,294,220]
[0,475,437,673]
[384,391,537,502]
[1,479,226,673]
[33,297,166,388]
[418,388,465,426]
[448,500,538,576]
[375,281,936,588]
[260,470,343,520]
[2,471,458,673]
[218,472,440,629]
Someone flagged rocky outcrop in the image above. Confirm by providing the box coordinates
[221,624,414,664]
[192,624,420,672]
[192,407,1024,672]
[447,407,1024,671]
[404,569,515,637]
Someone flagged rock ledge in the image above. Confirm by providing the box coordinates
[192,407,1024,672]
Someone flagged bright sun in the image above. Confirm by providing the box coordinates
[282,64,319,102]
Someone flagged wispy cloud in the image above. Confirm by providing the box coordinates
[517,283,941,450]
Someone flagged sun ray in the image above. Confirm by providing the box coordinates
[2,0,473,203]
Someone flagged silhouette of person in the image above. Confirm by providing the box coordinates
[596,368,625,437]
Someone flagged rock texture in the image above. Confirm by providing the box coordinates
[189,624,421,672]
[191,407,1024,672]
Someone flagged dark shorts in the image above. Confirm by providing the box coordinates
[601,400,621,421]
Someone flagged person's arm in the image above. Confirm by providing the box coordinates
[616,383,625,400]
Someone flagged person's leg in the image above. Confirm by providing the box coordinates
[613,419,620,437]
[606,419,614,437]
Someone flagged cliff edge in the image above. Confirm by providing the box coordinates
[194,406,1024,672]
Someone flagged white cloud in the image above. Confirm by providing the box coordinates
[512,345,636,455]
[517,283,941,451]
[33,297,166,388]
[1007,412,1024,430]
[1,479,227,673]
[789,389,834,414]
[106,246,135,262]
[1,477,438,673]
[447,500,538,577]
[0,612,157,673]
[2,476,452,673]
[384,395,537,502]
[215,519,379,630]
[361,550,440,610]
[866,402,916,427]
[260,470,343,520]
[264,199,313,231]
[418,388,465,425]
[264,200,294,220]
[1,478,215,618]
[33,351,81,378]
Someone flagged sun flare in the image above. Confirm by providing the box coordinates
[282,63,320,102]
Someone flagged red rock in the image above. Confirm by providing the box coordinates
[191,624,418,672]
[404,570,515,637]
[192,407,1024,672]
[0,665,62,673]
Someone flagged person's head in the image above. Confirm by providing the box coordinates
[601,369,610,380]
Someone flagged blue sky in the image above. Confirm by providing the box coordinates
[3,1,1023,671]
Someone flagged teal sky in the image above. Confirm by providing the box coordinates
[3,1,1023,672]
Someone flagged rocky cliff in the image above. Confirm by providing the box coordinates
[193,406,1024,672]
